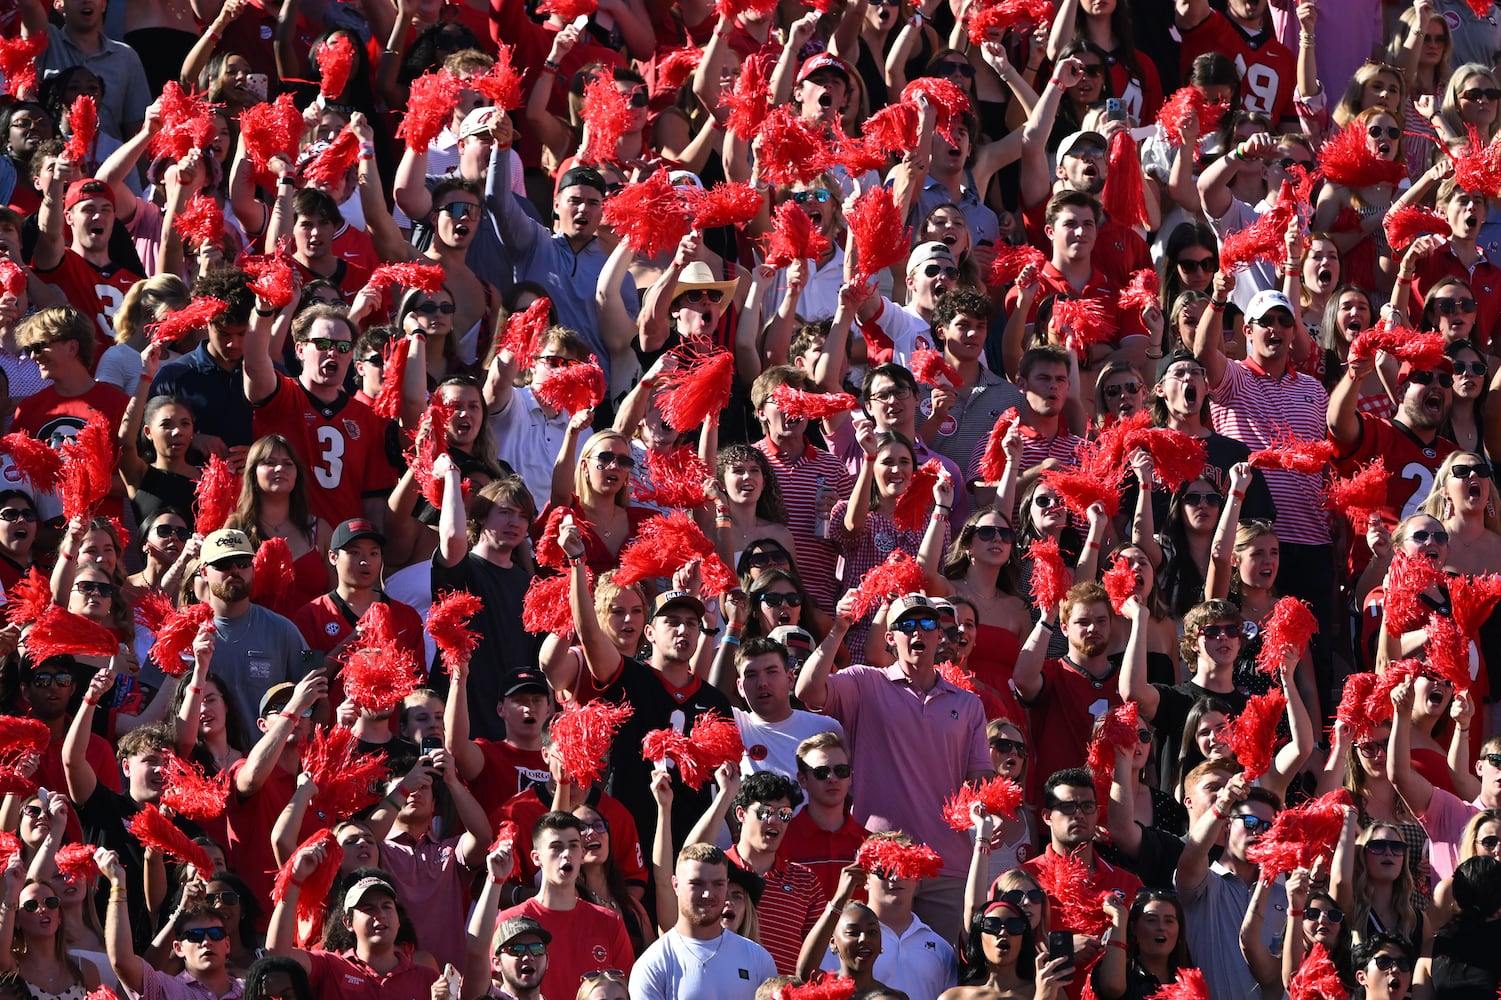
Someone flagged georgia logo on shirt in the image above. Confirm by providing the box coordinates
[592,945,609,962]
[748,744,768,762]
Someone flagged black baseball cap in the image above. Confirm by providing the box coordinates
[501,668,549,698]
[331,517,385,550]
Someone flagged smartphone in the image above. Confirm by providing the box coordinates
[1105,97,1125,122]
[421,735,443,755]
[36,787,49,810]
[570,13,589,30]
[246,73,269,103]
[1047,930,1074,965]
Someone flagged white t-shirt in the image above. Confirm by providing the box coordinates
[629,929,777,1000]
[819,914,958,1000]
[734,707,842,780]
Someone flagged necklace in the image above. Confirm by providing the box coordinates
[675,930,726,969]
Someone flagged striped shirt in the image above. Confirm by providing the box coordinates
[1209,359,1332,546]
[725,847,829,975]
[829,500,951,652]
[754,440,851,609]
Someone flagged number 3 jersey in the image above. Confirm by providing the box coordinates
[252,373,397,525]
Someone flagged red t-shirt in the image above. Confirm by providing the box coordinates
[28,249,139,365]
[779,810,870,902]
[1332,414,1456,578]
[252,373,397,526]
[1178,12,1296,124]
[1019,207,1153,291]
[292,593,426,659]
[305,949,439,1000]
[291,256,373,303]
[330,223,380,274]
[1003,261,1149,341]
[490,785,648,889]
[1022,658,1123,787]
[495,897,633,998]
[10,381,130,519]
[225,760,324,925]
[1406,250,1501,349]
[467,739,549,816]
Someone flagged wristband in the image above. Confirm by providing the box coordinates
[565,552,585,565]
[254,306,277,317]
[1231,490,1246,499]
[109,887,127,900]
[721,634,740,648]
[1209,299,1228,310]
[864,452,877,463]
[276,710,300,722]
[384,790,403,808]
[1086,541,1101,550]
[278,177,296,187]
[1109,939,1126,949]
[976,841,992,854]
[1212,804,1227,820]
[1288,908,1305,917]
[187,685,202,695]
[61,550,76,562]
[935,503,952,511]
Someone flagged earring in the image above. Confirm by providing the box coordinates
[1444,497,1454,520]
[1488,500,1496,519]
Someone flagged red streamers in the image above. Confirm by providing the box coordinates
[685,181,763,231]
[715,0,779,21]
[688,711,744,776]
[753,108,831,187]
[855,837,943,880]
[615,510,738,594]
[1447,125,1501,197]
[846,187,911,287]
[239,95,305,174]
[1383,204,1451,252]
[496,296,551,366]
[1156,87,1225,146]
[891,459,944,531]
[533,359,606,414]
[522,571,586,640]
[272,828,343,948]
[1248,428,1336,475]
[830,121,891,175]
[371,336,410,421]
[25,606,120,663]
[64,95,98,165]
[56,843,101,884]
[148,603,215,675]
[653,48,702,99]
[174,193,224,250]
[942,775,1024,829]
[132,586,172,635]
[846,550,927,620]
[769,384,858,421]
[342,604,421,712]
[579,76,634,166]
[633,446,714,509]
[1449,571,1501,640]
[472,46,525,111]
[398,71,462,152]
[0,433,61,496]
[1035,846,1111,935]
[901,77,972,145]
[601,172,691,257]
[1289,943,1347,1000]
[1221,689,1287,781]
[1027,536,1070,613]
[762,200,833,268]
[987,243,1048,287]
[642,727,701,785]
[1146,969,1210,1000]
[149,296,227,348]
[0,716,48,793]
[243,254,296,311]
[1121,426,1207,492]
[720,54,772,141]
[4,569,51,631]
[1348,325,1447,371]
[535,506,573,571]
[1382,551,1448,636]
[976,407,1022,485]
[302,127,359,186]
[0,34,47,99]
[1335,671,1382,742]
[315,34,356,101]
[780,977,859,1000]
[860,104,920,155]
[967,0,1055,45]
[408,397,454,508]
[1051,295,1117,355]
[537,0,597,17]
[1102,555,1138,613]
[1218,206,1291,275]
[1245,789,1352,878]
[160,752,230,822]
[1040,462,1123,519]
[656,348,735,431]
[1254,596,1319,676]
[369,261,446,294]
[192,456,238,539]
[1103,131,1149,230]
[57,413,115,523]
[427,589,484,670]
[128,803,216,876]
[151,83,217,161]
[1319,121,1408,189]
[549,699,634,787]
[1118,268,1160,313]
[910,348,960,387]
[1322,458,1388,523]
[301,726,390,819]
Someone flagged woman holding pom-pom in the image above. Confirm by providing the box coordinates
[1311,107,1408,293]
[0,865,103,996]
[119,342,202,532]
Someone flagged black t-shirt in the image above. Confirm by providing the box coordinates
[1431,916,1501,999]
[1120,431,1277,528]
[428,551,534,742]
[1147,680,1248,793]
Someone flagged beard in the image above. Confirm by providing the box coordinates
[209,578,249,603]
[1074,637,1109,659]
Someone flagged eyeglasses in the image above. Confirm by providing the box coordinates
[1305,905,1344,923]
[805,763,853,780]
[758,592,802,608]
[74,580,116,598]
[1034,495,1061,510]
[1408,528,1449,544]
[1453,360,1488,377]
[537,355,581,369]
[26,672,75,689]
[205,890,240,906]
[892,616,940,633]
[500,941,548,957]
[869,386,914,402]
[300,337,353,354]
[980,915,1029,936]
[1364,839,1406,856]
[439,201,480,219]
[20,897,60,912]
[1371,954,1413,973]
[744,549,790,568]
[1164,365,1207,380]
[1478,835,1500,851]
[154,524,191,540]
[681,289,725,304]
[1451,462,1492,479]
[1175,257,1217,274]
[1461,87,1501,101]
[1356,740,1388,757]
[1251,312,1296,329]
[594,452,635,469]
[1104,381,1142,399]
[213,557,254,571]
[578,818,609,835]
[790,189,832,204]
[411,301,457,316]
[1432,297,1478,316]
[972,524,1015,543]
[1048,799,1098,816]
[1183,491,1224,508]
[0,508,37,523]
[922,264,960,280]
[988,738,1028,757]
[753,806,795,822]
[1232,815,1273,833]
[1367,124,1402,140]
[1199,623,1241,639]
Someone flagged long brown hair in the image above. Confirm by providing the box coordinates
[227,436,314,548]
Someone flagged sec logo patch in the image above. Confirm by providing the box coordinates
[748,744,768,761]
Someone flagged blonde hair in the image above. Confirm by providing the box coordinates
[115,274,190,346]
[1420,452,1501,532]
[1351,822,1419,946]
[1332,62,1408,128]
[575,432,634,507]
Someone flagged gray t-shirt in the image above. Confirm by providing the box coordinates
[208,604,309,722]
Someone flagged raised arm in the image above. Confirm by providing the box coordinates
[1118,595,1162,721]
[842,417,880,536]
[1191,269,1234,388]
[1177,773,1245,891]
[563,519,629,688]
[1204,462,1251,599]
[597,236,640,356]
[1327,805,1361,912]
[270,773,318,867]
[649,770,678,932]
[235,672,327,797]
[32,154,74,274]
[484,117,541,257]
[684,763,740,847]
[1012,611,1056,703]
[794,592,855,710]
[118,345,163,487]
[1106,740,1143,858]
[550,410,592,508]
[1262,646,1314,801]
[443,654,485,782]
[62,665,116,807]
[181,0,246,91]
[265,842,320,973]
[1019,60,1082,210]
[98,849,149,995]
[1237,873,1286,994]
[435,454,469,569]
[461,844,516,1000]
[797,864,863,980]
[1386,677,1435,814]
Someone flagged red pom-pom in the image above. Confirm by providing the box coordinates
[0,260,24,299]
[371,336,410,421]
[1249,428,1336,475]
[855,837,943,880]
[910,348,960,388]
[151,83,217,161]
[846,186,911,287]
[550,699,634,786]
[174,193,224,250]
[1050,295,1118,355]
[239,95,305,174]
[1035,846,1111,935]
[272,828,343,948]
[342,605,421,712]
[656,348,735,431]
[1155,88,1224,147]
[891,459,943,532]
[1146,969,1210,1000]
[534,505,574,571]
[25,606,119,663]
[579,76,634,166]
[1449,571,1501,640]
[720,54,773,141]
[1255,596,1319,677]
[1446,124,1501,197]
[1424,612,1474,691]
[753,107,832,187]
[302,127,359,186]
[56,842,101,884]
[846,549,928,620]
[1102,555,1138,613]
[398,71,461,152]
[1348,325,1448,371]
[1319,121,1408,189]
[148,296,227,348]
[1086,702,1140,826]
[987,244,1049,288]
[938,663,979,694]
[533,359,606,414]
[64,95,98,165]
[975,408,1023,485]
[1383,551,1448,637]
[472,46,525,111]
[1102,131,1149,230]
[1028,536,1070,614]
[495,296,552,366]
[1335,671,1382,742]
[250,536,298,619]
[489,820,522,879]
[160,752,230,822]
[57,412,115,523]
[85,987,121,1000]
[1120,426,1207,492]
[1289,943,1348,1000]
[1041,463,1123,520]
[762,200,833,268]
[1245,789,1352,878]
[1322,458,1388,523]
[653,47,703,99]
[427,589,483,670]
[781,978,858,1000]
[192,453,240,535]
[4,568,53,630]
[1118,268,1159,313]
[149,603,215,675]
[1218,200,1294,274]
[242,253,297,310]
[315,34,356,101]
[407,396,456,508]
[942,775,1024,829]
[1384,204,1451,252]
[369,261,446,294]
[0,716,50,763]
[128,802,215,876]
[860,103,920,155]
[689,710,744,775]
[615,510,738,595]
[715,0,778,19]
[901,78,971,145]
[641,728,703,787]
[601,172,691,257]
[537,0,597,17]
[522,571,587,640]
[1221,689,1287,781]
[768,383,858,421]
[829,120,891,175]
[0,34,47,99]
[967,0,1055,45]
[684,181,762,231]
[302,726,390,818]
[633,446,714,509]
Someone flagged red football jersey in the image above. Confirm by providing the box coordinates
[33,249,141,361]
[1178,12,1296,124]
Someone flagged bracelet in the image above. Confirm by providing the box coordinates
[1086,541,1100,550]
[935,503,952,511]
[543,59,559,69]
[278,177,296,187]
[358,152,376,162]
[565,552,585,565]
[864,453,877,463]
[276,710,299,721]
[254,306,277,317]
[60,550,75,562]
[976,841,992,854]
[1037,619,1055,633]
[721,634,740,647]
[1396,270,1415,281]
[1231,491,1246,499]
[1212,804,1227,820]
[1209,299,1228,310]
[187,685,202,695]
[384,790,403,808]
[1288,908,1305,917]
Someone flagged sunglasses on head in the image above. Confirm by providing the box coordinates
[20,897,59,913]
[680,288,725,305]
[988,737,1028,757]
[998,888,1048,906]
[893,615,940,633]
[1306,905,1344,923]
[300,337,353,354]
[1367,124,1402,140]
[412,301,457,316]
[1364,838,1405,856]
[0,507,37,523]
[758,591,802,608]
[205,890,240,906]
[1432,297,1478,316]
[980,914,1029,936]
[805,763,853,780]
[1371,953,1413,973]
[1451,462,1492,479]
[593,452,635,469]
[153,524,191,540]
[537,354,580,369]
[745,549,789,568]
[26,671,74,689]
[501,941,548,957]
[1199,623,1241,639]
[1176,257,1217,274]
[581,970,625,983]
[1462,87,1501,101]
[971,524,1015,543]
[1104,381,1142,399]
[1408,527,1449,544]
[790,189,832,204]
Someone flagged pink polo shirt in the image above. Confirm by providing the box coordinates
[820,664,991,877]
[1417,786,1489,882]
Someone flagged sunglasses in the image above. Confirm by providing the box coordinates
[1371,954,1413,973]
[1034,495,1061,510]
[501,941,548,957]
[1423,32,1446,43]
[1049,799,1098,816]
[1199,623,1241,639]
[1065,144,1106,159]
[1276,157,1313,171]
[1364,839,1405,856]
[1367,124,1402,140]
[213,556,254,571]
[1453,359,1488,376]
[20,804,43,818]
[440,201,480,219]
[753,806,795,822]
[790,189,832,204]
[893,616,940,633]
[537,355,580,369]
[1104,381,1142,399]
[1451,462,1492,479]
[998,888,1048,906]
[1356,739,1388,757]
[154,524,191,540]
[20,897,60,912]
[805,763,853,780]
[17,340,63,359]
[1479,835,1500,851]
[1432,297,1478,316]
[626,89,649,108]
[74,580,116,597]
[594,452,635,470]
[972,524,1015,543]
[936,61,977,78]
[745,549,790,568]
[1176,257,1217,274]
[1461,87,1501,101]
[681,289,725,304]
[1408,528,1449,544]
[1251,312,1296,329]
[1306,905,1344,923]
[1164,365,1207,380]
[1079,65,1106,78]
[0,508,37,522]
[205,890,240,906]
[300,337,353,354]
[1136,728,1153,744]
[988,738,1028,757]
[578,818,609,835]
[980,915,1029,936]
[1485,753,1501,767]
[411,301,457,316]
[922,264,960,280]
[1183,491,1224,508]
[26,672,75,689]
[1232,815,1274,833]
[759,592,803,608]
[581,970,625,983]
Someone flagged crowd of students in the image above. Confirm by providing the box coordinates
[1,0,1501,998]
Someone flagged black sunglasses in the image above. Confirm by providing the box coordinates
[1408,369,1455,388]
[680,289,725,304]
[19,804,43,818]
[1232,814,1274,833]
[1432,297,1478,316]
[180,926,229,943]
[1305,905,1344,923]
[74,580,116,597]
[300,337,353,354]
[26,671,75,689]
[1079,64,1106,78]
[439,201,480,219]
[594,452,635,470]
[1461,87,1501,101]
[1452,359,1488,376]
[1479,835,1500,851]
[1364,839,1406,856]
[205,890,240,906]
[805,763,852,780]
[537,355,580,369]
[412,301,457,316]
[20,897,60,912]
[154,524,191,540]
[980,915,1029,936]
[1199,623,1241,639]
[893,616,941,633]
[997,888,1047,906]
[971,524,1015,543]
[1104,381,1142,398]
[745,549,790,568]
[1371,954,1413,973]
[1176,257,1217,274]
[1251,312,1296,329]
[1049,800,1098,816]
[935,61,976,78]
[1183,491,1224,508]
[758,592,803,608]
[0,508,37,522]
[988,737,1028,757]
[922,264,959,280]
[501,940,548,957]
[213,556,254,571]
[1367,124,1402,140]
[626,89,649,108]
[1408,528,1449,544]
[1451,462,1492,479]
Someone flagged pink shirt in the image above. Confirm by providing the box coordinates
[1417,786,1488,882]
[820,664,991,877]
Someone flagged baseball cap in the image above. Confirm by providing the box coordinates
[1155,348,1204,384]
[907,241,957,276]
[200,528,254,566]
[459,106,500,139]
[501,667,549,698]
[726,862,765,906]
[64,178,116,212]
[767,625,814,660]
[669,169,704,191]
[495,915,552,950]
[331,518,385,550]
[888,593,936,624]
[1399,355,1455,384]
[1057,131,1108,160]
[651,589,707,619]
[557,165,608,196]
[796,52,853,85]
[258,682,298,719]
[343,876,398,911]
[1245,289,1295,324]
